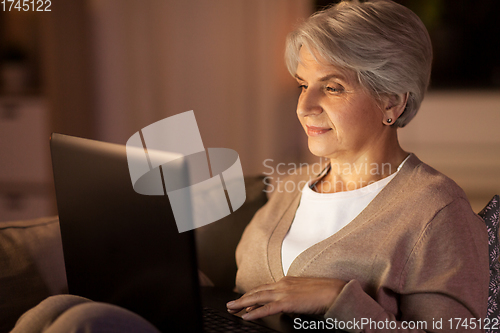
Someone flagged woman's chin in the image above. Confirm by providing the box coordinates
[307,142,333,159]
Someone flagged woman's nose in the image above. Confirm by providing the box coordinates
[297,89,323,117]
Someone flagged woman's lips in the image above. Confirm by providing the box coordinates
[306,125,332,136]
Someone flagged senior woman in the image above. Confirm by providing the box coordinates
[226,0,489,331]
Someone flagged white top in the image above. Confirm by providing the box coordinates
[281,157,409,275]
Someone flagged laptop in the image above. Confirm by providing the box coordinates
[51,133,338,332]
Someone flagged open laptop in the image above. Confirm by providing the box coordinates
[51,133,337,332]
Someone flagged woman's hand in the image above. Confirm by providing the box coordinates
[226,276,347,320]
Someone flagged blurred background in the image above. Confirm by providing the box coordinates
[0,0,498,221]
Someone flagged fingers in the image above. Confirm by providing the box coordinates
[242,301,284,320]
[245,305,260,312]
[226,305,260,315]
[226,282,276,310]
[225,278,309,318]
[226,277,347,321]
[227,288,288,321]
[226,290,273,312]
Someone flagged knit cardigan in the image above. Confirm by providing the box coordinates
[235,154,489,332]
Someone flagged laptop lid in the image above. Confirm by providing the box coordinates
[50,133,202,332]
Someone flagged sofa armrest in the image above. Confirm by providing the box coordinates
[0,216,67,332]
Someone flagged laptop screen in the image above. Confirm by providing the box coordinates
[50,133,202,332]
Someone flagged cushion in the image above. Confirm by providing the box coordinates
[478,195,500,326]
[0,216,67,333]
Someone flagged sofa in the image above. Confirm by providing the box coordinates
[0,176,268,333]
[1,175,498,333]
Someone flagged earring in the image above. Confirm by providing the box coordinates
[387,118,392,124]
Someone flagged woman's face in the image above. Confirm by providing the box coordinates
[295,47,387,162]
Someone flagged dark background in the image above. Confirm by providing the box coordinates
[315,0,500,89]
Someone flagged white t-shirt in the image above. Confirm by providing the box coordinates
[281,157,409,275]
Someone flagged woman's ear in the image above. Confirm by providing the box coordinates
[381,93,408,126]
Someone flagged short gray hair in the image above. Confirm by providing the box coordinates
[285,0,433,127]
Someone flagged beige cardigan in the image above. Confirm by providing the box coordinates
[235,154,489,332]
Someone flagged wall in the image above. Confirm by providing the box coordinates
[88,0,312,175]
[399,90,500,212]
[5,1,498,220]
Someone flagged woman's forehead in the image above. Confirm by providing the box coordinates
[297,47,357,84]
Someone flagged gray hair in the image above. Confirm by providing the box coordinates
[285,0,433,127]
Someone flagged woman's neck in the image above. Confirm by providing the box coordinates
[315,142,407,193]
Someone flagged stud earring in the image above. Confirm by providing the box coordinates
[387,118,392,124]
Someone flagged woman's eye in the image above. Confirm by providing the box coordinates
[326,86,343,93]
[298,84,308,90]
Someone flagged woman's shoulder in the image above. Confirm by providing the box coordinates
[398,153,471,208]
[356,153,484,236]
[264,155,468,204]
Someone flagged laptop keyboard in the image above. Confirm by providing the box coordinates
[202,307,277,333]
